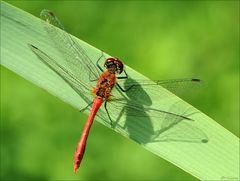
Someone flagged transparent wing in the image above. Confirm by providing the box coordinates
[116,78,201,105]
[156,78,201,90]
[122,78,201,93]
[29,44,93,105]
[40,9,101,86]
[105,98,208,144]
[152,119,209,143]
[107,98,193,122]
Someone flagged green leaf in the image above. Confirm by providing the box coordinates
[1,1,239,180]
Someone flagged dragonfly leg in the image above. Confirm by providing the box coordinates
[96,51,104,72]
[104,101,113,128]
[89,51,105,82]
[116,70,132,92]
[79,101,93,112]
[89,52,103,81]
[117,69,128,79]
[116,82,136,93]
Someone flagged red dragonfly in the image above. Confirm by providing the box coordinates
[29,10,208,173]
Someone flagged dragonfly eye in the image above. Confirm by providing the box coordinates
[115,58,124,74]
[105,58,124,74]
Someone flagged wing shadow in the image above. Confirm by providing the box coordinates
[111,77,208,145]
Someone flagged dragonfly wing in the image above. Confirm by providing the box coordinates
[40,9,65,30]
[29,44,93,106]
[116,78,202,105]
[122,78,201,92]
[40,10,101,86]
[105,98,208,144]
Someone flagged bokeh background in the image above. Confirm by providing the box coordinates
[1,1,239,180]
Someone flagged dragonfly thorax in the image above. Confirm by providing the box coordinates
[104,58,123,74]
[93,71,116,100]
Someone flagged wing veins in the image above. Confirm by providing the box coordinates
[29,44,92,97]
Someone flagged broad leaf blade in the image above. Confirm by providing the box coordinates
[1,1,239,180]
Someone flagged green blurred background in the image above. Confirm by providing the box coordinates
[1,1,239,180]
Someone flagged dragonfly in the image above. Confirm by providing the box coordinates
[29,9,208,173]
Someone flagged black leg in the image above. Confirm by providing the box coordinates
[116,69,131,92]
[104,101,113,128]
[117,70,128,79]
[79,101,93,112]
[88,51,105,82]
[116,82,137,93]
[96,51,104,72]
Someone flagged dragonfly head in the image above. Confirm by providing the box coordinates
[104,58,124,74]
